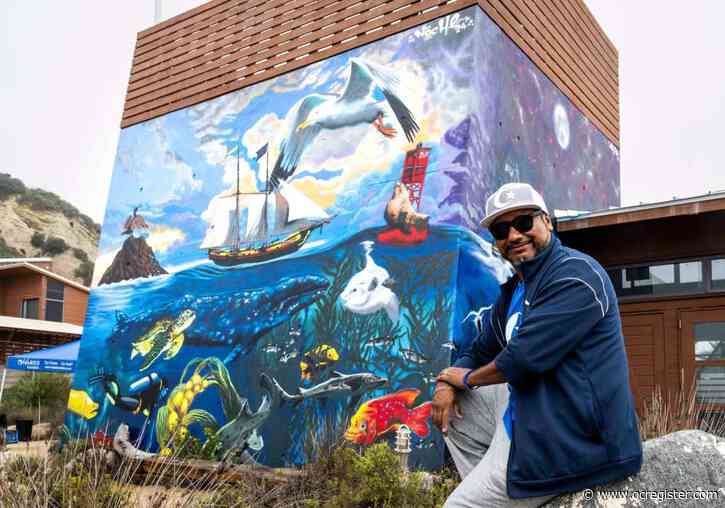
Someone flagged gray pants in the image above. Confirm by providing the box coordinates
[443,384,555,508]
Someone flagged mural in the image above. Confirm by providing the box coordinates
[66,6,619,469]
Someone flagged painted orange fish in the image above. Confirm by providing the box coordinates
[344,389,432,445]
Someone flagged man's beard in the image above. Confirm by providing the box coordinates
[506,237,548,267]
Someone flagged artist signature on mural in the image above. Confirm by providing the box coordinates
[408,12,475,42]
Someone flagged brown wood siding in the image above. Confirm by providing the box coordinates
[62,284,89,326]
[558,211,725,268]
[619,295,725,412]
[121,0,619,145]
[0,329,77,364]
[0,273,43,318]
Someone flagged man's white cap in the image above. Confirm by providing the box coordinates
[479,182,549,228]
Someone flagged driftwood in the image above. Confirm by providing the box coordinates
[113,424,155,460]
[111,423,303,486]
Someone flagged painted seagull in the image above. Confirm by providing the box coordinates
[269,58,420,188]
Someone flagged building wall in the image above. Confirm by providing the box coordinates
[559,212,725,411]
[559,211,725,267]
[71,6,620,467]
[0,273,44,318]
[60,283,88,326]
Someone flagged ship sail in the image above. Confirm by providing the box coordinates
[240,193,268,242]
[203,142,331,258]
[200,194,237,249]
[270,183,329,236]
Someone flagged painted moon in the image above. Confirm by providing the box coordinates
[553,104,570,149]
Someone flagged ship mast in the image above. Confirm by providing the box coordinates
[261,143,269,245]
[233,138,241,250]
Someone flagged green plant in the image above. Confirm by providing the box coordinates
[44,235,69,255]
[3,373,71,418]
[72,248,89,262]
[74,260,94,286]
[31,231,46,249]
[0,173,26,200]
[0,237,21,257]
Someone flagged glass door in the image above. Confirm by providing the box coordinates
[681,308,725,410]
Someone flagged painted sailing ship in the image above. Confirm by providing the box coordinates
[201,143,331,266]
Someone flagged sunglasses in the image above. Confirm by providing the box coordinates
[489,211,544,241]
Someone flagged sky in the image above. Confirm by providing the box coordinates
[1,1,724,223]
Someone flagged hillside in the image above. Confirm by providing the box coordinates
[0,173,100,286]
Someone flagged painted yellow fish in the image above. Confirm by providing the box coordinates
[300,344,340,382]
[67,389,99,420]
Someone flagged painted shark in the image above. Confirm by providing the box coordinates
[110,275,329,365]
[267,370,388,405]
[215,373,279,459]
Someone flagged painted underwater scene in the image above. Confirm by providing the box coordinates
[66,226,502,468]
[68,5,619,470]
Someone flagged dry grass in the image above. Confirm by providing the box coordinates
[637,380,725,441]
[0,428,455,508]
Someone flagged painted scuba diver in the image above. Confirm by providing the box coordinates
[90,371,166,418]
[131,309,196,371]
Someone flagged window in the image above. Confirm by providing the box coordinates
[694,322,725,405]
[713,258,725,291]
[607,261,704,298]
[21,298,39,319]
[45,280,64,322]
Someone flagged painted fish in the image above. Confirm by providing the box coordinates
[339,241,399,323]
[344,389,432,445]
[363,336,396,348]
[399,348,430,364]
[268,371,387,405]
[300,344,340,382]
[67,389,99,420]
[280,351,298,363]
[131,309,196,371]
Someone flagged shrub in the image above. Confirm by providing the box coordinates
[72,248,89,262]
[638,380,725,440]
[43,236,69,255]
[2,373,72,423]
[0,173,26,200]
[74,260,94,286]
[31,232,46,249]
[0,237,21,257]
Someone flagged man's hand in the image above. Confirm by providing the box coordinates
[436,367,472,390]
[431,381,462,435]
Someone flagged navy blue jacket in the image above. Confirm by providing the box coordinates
[454,235,642,498]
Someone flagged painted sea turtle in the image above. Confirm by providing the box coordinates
[130,309,196,371]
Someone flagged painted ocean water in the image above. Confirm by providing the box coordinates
[67,225,504,468]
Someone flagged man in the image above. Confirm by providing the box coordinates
[434,183,642,507]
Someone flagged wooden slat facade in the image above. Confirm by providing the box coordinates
[559,202,725,413]
[121,0,619,145]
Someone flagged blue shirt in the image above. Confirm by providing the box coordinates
[503,280,524,439]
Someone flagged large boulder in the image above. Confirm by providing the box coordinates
[547,430,725,507]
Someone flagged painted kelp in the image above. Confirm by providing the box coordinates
[68,6,619,469]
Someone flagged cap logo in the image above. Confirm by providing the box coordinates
[493,189,516,208]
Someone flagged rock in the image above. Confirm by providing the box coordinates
[545,430,725,507]
[31,422,53,441]
[99,236,166,285]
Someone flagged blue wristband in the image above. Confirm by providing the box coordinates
[463,370,474,390]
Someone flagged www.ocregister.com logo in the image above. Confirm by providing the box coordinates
[583,488,721,503]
